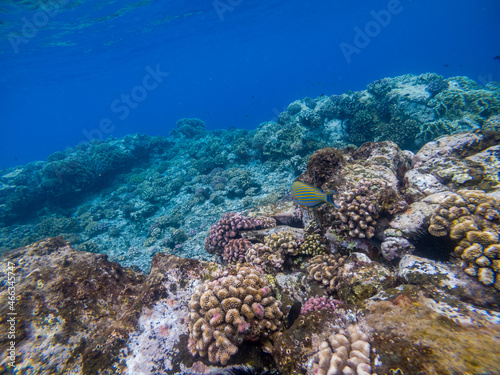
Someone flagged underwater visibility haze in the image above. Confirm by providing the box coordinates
[1,1,500,374]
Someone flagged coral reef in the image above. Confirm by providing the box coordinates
[428,189,500,288]
[334,179,392,239]
[223,238,253,264]
[301,296,342,314]
[187,265,283,365]
[306,254,348,294]
[312,324,374,375]
[264,230,301,256]
[245,243,284,272]
[205,213,269,257]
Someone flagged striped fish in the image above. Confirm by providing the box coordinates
[291,181,338,209]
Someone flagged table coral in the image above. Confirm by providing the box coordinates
[306,254,348,294]
[312,324,374,375]
[428,189,500,289]
[187,265,283,365]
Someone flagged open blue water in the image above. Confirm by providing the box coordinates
[1,0,499,170]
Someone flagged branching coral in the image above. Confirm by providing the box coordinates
[306,254,348,294]
[299,222,327,256]
[301,296,343,315]
[428,190,500,289]
[312,325,374,375]
[223,238,252,265]
[187,265,283,365]
[333,179,393,239]
[245,243,284,272]
[205,213,273,257]
[264,231,301,256]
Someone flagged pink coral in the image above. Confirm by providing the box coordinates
[205,212,271,256]
[301,296,343,314]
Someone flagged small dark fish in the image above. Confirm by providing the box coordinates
[291,181,338,209]
[286,301,302,329]
[444,64,449,67]
[494,55,500,61]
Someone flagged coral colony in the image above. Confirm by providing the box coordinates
[1,73,500,374]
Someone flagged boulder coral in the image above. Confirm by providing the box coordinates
[312,324,374,375]
[187,265,283,365]
[428,189,500,288]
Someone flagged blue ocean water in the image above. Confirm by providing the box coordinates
[0,0,499,170]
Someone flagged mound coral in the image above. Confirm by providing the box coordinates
[187,265,283,365]
[300,234,327,256]
[428,190,500,289]
[306,254,348,294]
[312,325,375,375]
[313,325,372,375]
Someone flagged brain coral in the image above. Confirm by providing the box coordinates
[428,190,500,289]
[312,324,374,375]
[187,265,283,365]
[306,254,348,294]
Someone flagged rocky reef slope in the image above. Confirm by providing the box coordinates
[1,73,499,273]
[2,128,500,373]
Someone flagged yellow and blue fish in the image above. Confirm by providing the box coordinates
[291,181,338,209]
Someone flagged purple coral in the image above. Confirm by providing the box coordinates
[301,297,343,315]
[205,212,266,257]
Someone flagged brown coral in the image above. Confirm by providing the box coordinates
[299,221,327,256]
[428,190,500,289]
[306,254,348,294]
[333,179,395,239]
[264,231,300,256]
[245,243,284,271]
[312,324,374,375]
[187,265,283,365]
